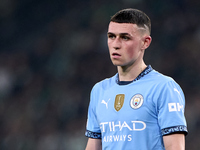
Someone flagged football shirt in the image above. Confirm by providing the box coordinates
[85,65,187,150]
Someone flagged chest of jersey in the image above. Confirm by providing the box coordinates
[95,80,159,135]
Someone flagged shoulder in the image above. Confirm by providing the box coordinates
[92,74,117,91]
[148,69,177,84]
[147,69,183,93]
[148,69,184,97]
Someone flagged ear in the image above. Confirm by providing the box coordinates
[141,35,152,50]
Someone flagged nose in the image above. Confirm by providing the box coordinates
[113,37,121,50]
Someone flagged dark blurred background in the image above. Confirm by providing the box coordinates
[0,0,200,149]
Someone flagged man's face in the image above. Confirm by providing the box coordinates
[107,22,145,67]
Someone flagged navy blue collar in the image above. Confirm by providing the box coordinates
[116,65,153,85]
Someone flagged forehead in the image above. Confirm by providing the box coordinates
[108,22,139,34]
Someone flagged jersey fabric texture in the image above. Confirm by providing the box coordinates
[85,65,188,150]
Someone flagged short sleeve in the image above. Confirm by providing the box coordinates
[85,85,101,139]
[157,80,188,136]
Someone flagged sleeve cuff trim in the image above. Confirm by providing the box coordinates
[162,125,188,136]
[85,130,101,139]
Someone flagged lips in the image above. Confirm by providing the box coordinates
[112,52,121,58]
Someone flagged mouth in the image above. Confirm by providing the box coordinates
[112,53,121,58]
[112,52,121,56]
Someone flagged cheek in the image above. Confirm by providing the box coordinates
[125,41,141,59]
[107,41,112,51]
[126,45,137,59]
[107,43,112,54]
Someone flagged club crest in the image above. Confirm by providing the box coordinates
[114,94,125,111]
[130,94,143,109]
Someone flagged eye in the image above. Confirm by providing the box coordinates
[121,36,130,40]
[108,34,116,39]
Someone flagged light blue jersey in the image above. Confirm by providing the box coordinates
[85,65,187,150]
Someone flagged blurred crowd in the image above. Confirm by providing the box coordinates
[0,0,200,149]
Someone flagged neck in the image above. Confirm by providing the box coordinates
[117,61,147,81]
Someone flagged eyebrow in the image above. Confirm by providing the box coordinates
[107,32,132,36]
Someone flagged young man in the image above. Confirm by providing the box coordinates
[85,8,188,150]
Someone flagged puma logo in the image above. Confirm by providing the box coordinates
[174,88,184,103]
[101,99,110,109]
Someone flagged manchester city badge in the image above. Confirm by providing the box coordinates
[130,94,144,109]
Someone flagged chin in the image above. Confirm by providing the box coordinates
[111,60,122,66]
[111,61,121,66]
[112,63,125,67]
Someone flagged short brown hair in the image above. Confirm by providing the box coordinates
[110,8,151,34]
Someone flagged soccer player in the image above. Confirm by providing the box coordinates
[85,8,188,150]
